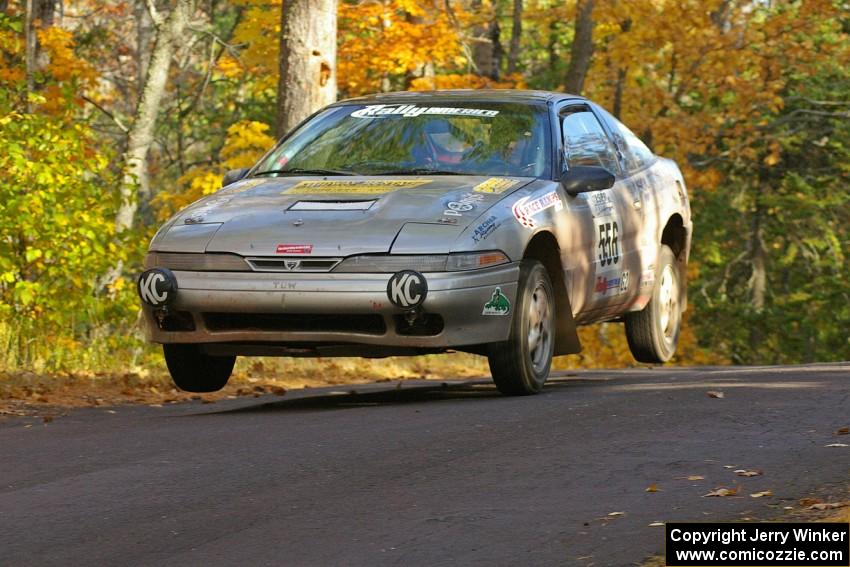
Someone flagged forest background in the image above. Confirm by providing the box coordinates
[1,0,848,392]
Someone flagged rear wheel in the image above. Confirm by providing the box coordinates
[625,245,682,363]
[488,260,555,395]
[163,344,235,392]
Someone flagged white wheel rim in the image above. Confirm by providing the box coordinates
[527,282,553,373]
[657,264,678,339]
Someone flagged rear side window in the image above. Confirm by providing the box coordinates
[561,109,620,174]
[597,107,655,173]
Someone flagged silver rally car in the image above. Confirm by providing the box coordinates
[138,90,692,395]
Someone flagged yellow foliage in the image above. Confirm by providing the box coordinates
[156,120,275,219]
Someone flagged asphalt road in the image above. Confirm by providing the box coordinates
[1,363,849,567]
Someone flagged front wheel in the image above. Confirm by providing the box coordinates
[624,245,682,363]
[163,344,235,392]
[488,259,556,395]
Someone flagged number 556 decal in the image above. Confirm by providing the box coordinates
[596,217,620,266]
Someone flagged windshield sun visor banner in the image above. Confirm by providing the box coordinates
[351,104,500,118]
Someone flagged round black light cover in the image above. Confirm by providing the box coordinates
[138,268,178,307]
[386,270,428,309]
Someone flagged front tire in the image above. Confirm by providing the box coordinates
[163,344,235,393]
[488,260,556,395]
[625,245,682,363]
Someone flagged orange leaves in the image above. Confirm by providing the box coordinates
[338,0,468,95]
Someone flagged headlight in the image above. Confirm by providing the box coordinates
[333,251,509,273]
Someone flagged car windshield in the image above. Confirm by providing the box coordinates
[253,102,551,178]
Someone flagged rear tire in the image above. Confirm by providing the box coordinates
[488,260,555,395]
[625,245,682,363]
[163,344,235,393]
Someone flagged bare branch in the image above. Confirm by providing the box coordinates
[81,95,129,133]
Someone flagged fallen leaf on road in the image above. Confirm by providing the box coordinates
[735,469,762,477]
[723,465,736,469]
[706,390,725,399]
[800,497,823,507]
[270,386,287,396]
[750,491,773,498]
[704,487,738,497]
[649,522,664,527]
[825,443,848,447]
[646,484,659,492]
[688,475,705,481]
[836,426,849,435]
[807,501,849,511]
[42,416,53,423]
[608,511,625,517]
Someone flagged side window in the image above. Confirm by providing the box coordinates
[597,107,655,173]
[561,109,620,175]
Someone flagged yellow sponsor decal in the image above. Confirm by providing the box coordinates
[473,178,520,194]
[221,178,268,194]
[285,179,432,195]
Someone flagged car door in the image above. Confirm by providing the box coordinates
[558,104,638,318]
[594,105,663,302]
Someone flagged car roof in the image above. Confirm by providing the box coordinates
[335,89,585,106]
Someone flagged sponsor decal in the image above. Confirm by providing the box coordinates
[138,268,177,307]
[444,192,485,217]
[436,217,458,225]
[471,215,499,243]
[285,179,431,195]
[276,244,313,255]
[594,271,630,297]
[183,196,233,223]
[473,178,520,194]
[351,104,499,119]
[387,270,428,309]
[640,268,655,288]
[512,191,564,229]
[588,192,615,216]
[482,287,511,316]
[221,178,267,194]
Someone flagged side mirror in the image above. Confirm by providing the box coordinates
[560,165,615,196]
[221,168,249,187]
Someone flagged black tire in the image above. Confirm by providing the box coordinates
[163,344,235,393]
[624,245,682,363]
[488,259,556,395]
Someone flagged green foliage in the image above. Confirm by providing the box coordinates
[693,65,850,363]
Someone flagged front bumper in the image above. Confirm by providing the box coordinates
[142,263,520,354]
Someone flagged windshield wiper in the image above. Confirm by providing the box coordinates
[253,167,356,176]
[371,168,468,176]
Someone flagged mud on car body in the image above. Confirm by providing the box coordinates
[139,90,692,395]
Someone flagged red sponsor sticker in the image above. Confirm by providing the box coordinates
[276,244,313,254]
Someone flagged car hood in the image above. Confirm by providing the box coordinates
[156,175,533,257]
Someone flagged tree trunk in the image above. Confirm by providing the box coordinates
[506,0,522,74]
[116,0,192,233]
[470,0,501,80]
[276,0,337,138]
[749,205,767,311]
[24,0,35,112]
[564,0,595,95]
[134,0,153,98]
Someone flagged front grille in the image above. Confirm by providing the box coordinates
[245,257,342,272]
[203,313,387,335]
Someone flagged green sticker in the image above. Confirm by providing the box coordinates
[482,287,511,316]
